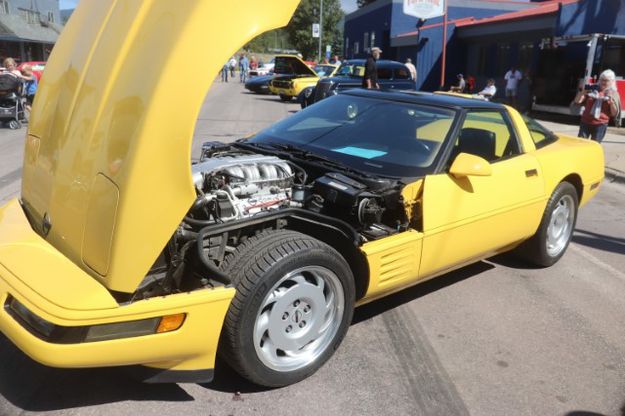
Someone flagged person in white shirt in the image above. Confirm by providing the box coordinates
[450,74,465,93]
[404,58,417,89]
[504,66,522,108]
[477,78,497,100]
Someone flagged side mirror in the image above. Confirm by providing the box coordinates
[449,152,492,178]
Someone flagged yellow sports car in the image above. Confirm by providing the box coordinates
[269,55,337,101]
[0,1,604,388]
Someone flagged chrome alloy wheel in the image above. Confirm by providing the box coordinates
[546,194,575,257]
[253,266,345,372]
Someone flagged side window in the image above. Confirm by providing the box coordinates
[394,67,410,79]
[377,67,392,80]
[450,111,521,164]
[523,115,557,149]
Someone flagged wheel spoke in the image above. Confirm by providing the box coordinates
[260,287,286,310]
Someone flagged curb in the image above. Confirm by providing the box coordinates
[605,166,625,185]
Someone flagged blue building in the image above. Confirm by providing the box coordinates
[344,0,625,108]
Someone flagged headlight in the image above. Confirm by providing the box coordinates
[304,88,314,98]
[5,296,185,344]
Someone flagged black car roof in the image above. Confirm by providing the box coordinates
[341,89,505,110]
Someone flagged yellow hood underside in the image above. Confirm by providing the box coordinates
[21,0,300,293]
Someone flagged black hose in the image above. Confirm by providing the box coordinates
[184,215,214,227]
[196,226,232,285]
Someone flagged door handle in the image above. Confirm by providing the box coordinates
[525,169,538,177]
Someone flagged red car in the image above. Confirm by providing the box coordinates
[17,61,46,81]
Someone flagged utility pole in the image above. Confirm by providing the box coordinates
[318,0,323,62]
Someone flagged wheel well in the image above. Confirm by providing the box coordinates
[286,220,370,301]
[562,174,583,201]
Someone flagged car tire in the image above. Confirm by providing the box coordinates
[219,229,355,387]
[279,94,292,102]
[8,120,21,130]
[516,181,578,267]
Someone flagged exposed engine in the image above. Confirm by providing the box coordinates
[187,153,296,224]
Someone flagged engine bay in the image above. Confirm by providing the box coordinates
[133,141,419,300]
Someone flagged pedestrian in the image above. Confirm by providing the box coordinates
[504,66,522,108]
[239,53,249,83]
[362,47,382,89]
[250,56,258,71]
[477,78,497,101]
[449,74,465,93]
[2,57,22,77]
[228,56,237,78]
[573,69,621,142]
[19,64,37,111]
[404,58,417,88]
[332,55,341,66]
[221,62,229,82]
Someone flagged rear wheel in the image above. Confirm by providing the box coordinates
[517,182,578,267]
[219,229,355,387]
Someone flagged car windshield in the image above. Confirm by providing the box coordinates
[314,65,335,76]
[248,95,458,178]
[336,63,365,78]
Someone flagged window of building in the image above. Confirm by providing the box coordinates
[363,32,369,53]
[19,8,41,24]
[477,44,488,77]
[345,37,349,58]
[0,0,8,14]
[48,11,54,22]
[496,42,511,76]
[354,41,359,55]
[519,42,534,73]
[370,32,376,49]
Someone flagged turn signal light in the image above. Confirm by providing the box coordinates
[157,313,186,333]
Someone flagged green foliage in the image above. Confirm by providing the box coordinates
[357,0,377,8]
[284,0,344,61]
[244,29,292,53]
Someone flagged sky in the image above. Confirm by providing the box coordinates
[59,0,78,10]
[341,0,358,14]
[60,1,358,13]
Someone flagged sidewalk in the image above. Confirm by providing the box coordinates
[537,119,625,184]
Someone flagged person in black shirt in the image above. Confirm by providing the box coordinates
[362,47,382,89]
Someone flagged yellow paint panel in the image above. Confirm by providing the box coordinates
[360,230,423,300]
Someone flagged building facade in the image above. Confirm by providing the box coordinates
[344,0,625,103]
[0,0,62,62]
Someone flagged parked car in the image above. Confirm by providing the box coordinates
[245,74,274,94]
[269,55,337,101]
[16,61,45,81]
[0,1,604,390]
[300,59,414,108]
[249,60,274,77]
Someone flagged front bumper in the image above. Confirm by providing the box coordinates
[270,85,296,97]
[0,199,235,377]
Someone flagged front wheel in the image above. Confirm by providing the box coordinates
[516,181,578,267]
[219,229,355,387]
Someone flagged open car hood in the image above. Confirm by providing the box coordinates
[274,55,318,77]
[21,0,300,293]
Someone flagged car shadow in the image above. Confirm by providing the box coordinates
[572,229,625,255]
[0,334,194,411]
[0,260,497,407]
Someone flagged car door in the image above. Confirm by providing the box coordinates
[392,66,415,90]
[377,66,393,89]
[419,109,546,278]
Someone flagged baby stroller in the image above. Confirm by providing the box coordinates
[0,73,28,129]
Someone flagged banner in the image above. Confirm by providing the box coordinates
[403,0,445,19]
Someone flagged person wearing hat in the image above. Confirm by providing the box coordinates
[363,47,382,89]
[450,74,466,93]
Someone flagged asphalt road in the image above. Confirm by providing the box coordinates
[1,81,625,416]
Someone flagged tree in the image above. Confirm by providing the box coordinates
[357,0,377,8]
[245,29,292,53]
[284,0,344,61]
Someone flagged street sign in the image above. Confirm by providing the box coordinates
[403,0,445,19]
[312,23,320,38]
[326,45,331,53]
